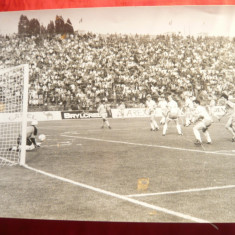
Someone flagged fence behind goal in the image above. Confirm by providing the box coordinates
[0,65,29,166]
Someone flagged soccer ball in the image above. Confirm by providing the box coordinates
[38,134,46,142]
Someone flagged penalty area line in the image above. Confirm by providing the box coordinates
[126,185,235,198]
[87,128,149,132]
[60,134,235,157]
[23,164,209,223]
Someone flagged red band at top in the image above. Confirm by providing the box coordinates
[1,0,234,12]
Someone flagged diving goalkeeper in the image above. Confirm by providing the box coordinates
[8,120,40,151]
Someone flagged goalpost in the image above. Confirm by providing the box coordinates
[0,64,29,166]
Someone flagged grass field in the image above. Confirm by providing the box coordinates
[0,117,235,223]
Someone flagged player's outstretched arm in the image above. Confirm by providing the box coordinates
[31,137,40,148]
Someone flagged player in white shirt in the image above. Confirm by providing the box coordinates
[118,102,126,119]
[206,96,222,121]
[146,94,159,131]
[158,95,168,125]
[192,100,213,145]
[97,100,111,129]
[183,95,194,127]
[220,94,235,142]
[163,95,182,136]
[207,96,216,116]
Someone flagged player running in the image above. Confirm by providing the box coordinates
[146,94,159,131]
[220,94,235,142]
[192,100,213,145]
[97,100,111,129]
[162,95,182,136]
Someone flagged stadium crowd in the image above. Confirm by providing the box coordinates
[0,32,235,111]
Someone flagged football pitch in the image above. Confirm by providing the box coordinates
[0,117,235,223]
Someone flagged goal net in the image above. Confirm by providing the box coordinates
[0,64,29,166]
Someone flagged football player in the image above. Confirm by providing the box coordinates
[97,100,111,129]
[8,120,40,151]
[146,94,159,131]
[118,102,126,120]
[192,100,213,145]
[163,95,182,136]
[220,94,235,142]
[183,95,194,127]
[158,95,168,125]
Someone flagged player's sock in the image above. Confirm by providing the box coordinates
[26,145,34,150]
[160,117,165,125]
[153,121,159,130]
[150,122,155,131]
[185,118,190,126]
[163,124,167,135]
[105,120,110,127]
[203,131,211,143]
[176,124,182,135]
[193,128,202,143]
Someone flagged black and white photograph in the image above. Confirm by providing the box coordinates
[0,5,235,223]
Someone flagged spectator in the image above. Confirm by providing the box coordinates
[0,33,234,111]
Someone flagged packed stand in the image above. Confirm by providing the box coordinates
[0,33,235,111]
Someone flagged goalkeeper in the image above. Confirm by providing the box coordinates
[19,120,41,150]
[9,120,40,151]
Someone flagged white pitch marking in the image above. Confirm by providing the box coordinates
[23,164,210,223]
[40,126,72,129]
[42,142,72,147]
[87,128,149,132]
[60,134,235,157]
[126,185,235,198]
[63,132,80,135]
[60,141,72,144]
[42,145,71,147]
[40,127,81,132]
[40,125,149,132]
[44,139,75,143]
[213,150,235,153]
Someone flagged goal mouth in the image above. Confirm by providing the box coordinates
[0,64,29,167]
